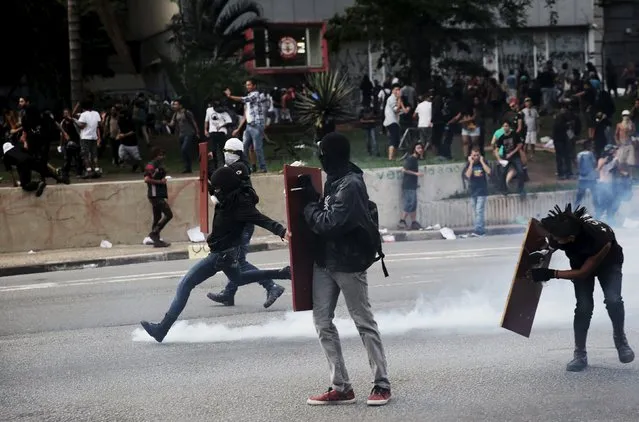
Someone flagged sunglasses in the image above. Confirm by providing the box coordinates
[223,149,241,154]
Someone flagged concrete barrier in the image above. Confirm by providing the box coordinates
[3,161,633,253]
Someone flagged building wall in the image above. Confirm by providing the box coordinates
[603,1,639,81]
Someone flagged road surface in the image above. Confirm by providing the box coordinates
[1,234,638,421]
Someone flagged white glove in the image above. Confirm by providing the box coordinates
[210,195,219,205]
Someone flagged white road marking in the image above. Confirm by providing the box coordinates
[0,247,515,293]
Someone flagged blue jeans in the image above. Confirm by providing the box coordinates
[179,134,195,171]
[576,179,596,208]
[223,224,275,295]
[471,195,486,235]
[243,124,266,171]
[365,128,377,154]
[166,248,282,318]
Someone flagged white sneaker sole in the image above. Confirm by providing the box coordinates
[367,398,390,406]
[306,398,356,405]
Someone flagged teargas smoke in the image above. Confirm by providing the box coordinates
[132,236,639,344]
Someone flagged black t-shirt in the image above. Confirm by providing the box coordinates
[118,114,138,147]
[466,162,488,196]
[145,159,168,198]
[402,155,419,190]
[550,216,623,272]
[495,130,522,161]
[61,119,80,143]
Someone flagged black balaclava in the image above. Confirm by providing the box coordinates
[209,166,243,203]
[318,132,350,175]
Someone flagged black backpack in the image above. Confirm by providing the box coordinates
[362,200,389,277]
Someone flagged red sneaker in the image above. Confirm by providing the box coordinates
[367,386,391,406]
[306,388,356,405]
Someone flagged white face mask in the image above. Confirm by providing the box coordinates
[224,152,239,165]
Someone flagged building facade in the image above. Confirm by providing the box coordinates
[90,0,635,95]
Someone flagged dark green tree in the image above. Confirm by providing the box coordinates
[0,0,119,106]
[327,0,557,90]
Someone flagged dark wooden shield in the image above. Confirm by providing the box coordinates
[500,218,552,338]
[283,164,323,312]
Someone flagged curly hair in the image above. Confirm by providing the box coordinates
[540,203,588,238]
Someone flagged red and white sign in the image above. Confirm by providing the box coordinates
[279,36,298,59]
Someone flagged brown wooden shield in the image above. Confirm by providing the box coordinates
[500,218,552,338]
[283,164,323,312]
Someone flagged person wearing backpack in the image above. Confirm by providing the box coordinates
[297,132,391,407]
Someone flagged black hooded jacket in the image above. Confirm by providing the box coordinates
[303,162,375,272]
[206,186,286,252]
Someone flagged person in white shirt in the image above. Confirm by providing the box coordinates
[204,100,232,171]
[414,92,433,154]
[74,99,102,177]
[383,84,402,160]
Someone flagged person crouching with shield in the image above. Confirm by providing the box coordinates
[529,204,634,372]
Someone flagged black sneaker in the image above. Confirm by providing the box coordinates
[207,292,235,306]
[566,350,588,372]
[397,220,407,230]
[264,284,285,309]
[615,334,635,364]
[153,240,171,248]
[410,221,422,230]
[35,181,47,197]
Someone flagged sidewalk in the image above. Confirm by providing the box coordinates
[0,225,526,277]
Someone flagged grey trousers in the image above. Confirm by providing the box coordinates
[312,264,390,393]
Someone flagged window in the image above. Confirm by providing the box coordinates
[253,25,324,69]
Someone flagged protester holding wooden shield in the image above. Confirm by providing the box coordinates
[528,204,634,372]
[297,132,391,407]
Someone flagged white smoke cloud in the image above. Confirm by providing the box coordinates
[131,278,608,344]
[132,236,639,344]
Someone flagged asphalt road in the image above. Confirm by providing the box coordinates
[1,233,639,422]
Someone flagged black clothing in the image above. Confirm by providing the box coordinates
[149,197,173,235]
[549,216,623,274]
[466,162,489,197]
[303,162,375,273]
[145,160,168,199]
[206,187,286,253]
[319,132,350,174]
[402,155,419,190]
[495,130,522,161]
[118,114,138,147]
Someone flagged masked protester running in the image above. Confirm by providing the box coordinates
[207,138,286,308]
[140,166,292,343]
[529,204,634,372]
[298,132,391,407]
[2,141,68,196]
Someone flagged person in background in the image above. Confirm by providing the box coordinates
[552,103,573,179]
[103,106,121,166]
[167,99,199,174]
[414,91,433,155]
[464,146,491,237]
[521,97,539,159]
[359,105,378,156]
[74,99,102,179]
[595,144,620,224]
[383,84,401,161]
[398,143,424,230]
[492,120,525,197]
[575,140,598,208]
[144,148,172,248]
[204,98,233,171]
[117,108,143,173]
[615,110,635,179]
[59,108,83,178]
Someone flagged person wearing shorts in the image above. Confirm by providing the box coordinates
[398,143,424,230]
[521,98,539,158]
[383,84,402,160]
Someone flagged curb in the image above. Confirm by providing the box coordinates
[1,225,527,277]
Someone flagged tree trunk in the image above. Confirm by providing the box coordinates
[67,0,83,107]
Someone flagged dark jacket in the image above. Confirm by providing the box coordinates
[206,187,286,252]
[303,163,374,273]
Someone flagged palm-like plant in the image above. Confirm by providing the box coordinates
[169,0,267,62]
[295,70,356,142]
